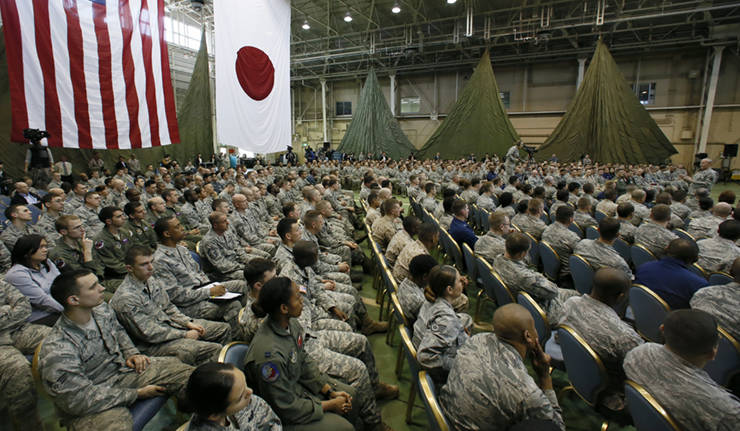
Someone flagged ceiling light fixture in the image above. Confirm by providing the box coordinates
[302,20,310,30]
[447,0,457,4]
[344,11,353,22]
[392,2,401,13]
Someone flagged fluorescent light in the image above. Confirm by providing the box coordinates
[344,12,353,22]
[447,0,457,4]
[302,20,310,30]
[392,2,401,13]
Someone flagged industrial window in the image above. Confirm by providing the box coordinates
[336,101,352,116]
[400,97,421,114]
[631,82,656,105]
[499,91,510,109]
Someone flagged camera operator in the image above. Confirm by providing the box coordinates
[23,129,53,190]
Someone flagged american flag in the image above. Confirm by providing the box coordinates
[0,0,180,149]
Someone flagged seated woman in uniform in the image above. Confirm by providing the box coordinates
[244,276,359,431]
[413,265,471,383]
[5,234,62,325]
[183,362,281,431]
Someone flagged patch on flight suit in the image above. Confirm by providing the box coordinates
[260,362,280,383]
[55,259,66,269]
[95,240,104,249]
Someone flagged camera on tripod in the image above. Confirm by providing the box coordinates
[23,128,50,144]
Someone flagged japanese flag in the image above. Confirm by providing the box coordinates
[215,0,290,154]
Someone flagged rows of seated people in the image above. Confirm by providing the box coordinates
[1,155,739,431]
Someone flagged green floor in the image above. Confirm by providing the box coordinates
[8,181,739,431]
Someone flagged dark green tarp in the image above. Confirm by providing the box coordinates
[535,40,677,164]
[336,69,414,160]
[0,28,214,179]
[416,50,519,159]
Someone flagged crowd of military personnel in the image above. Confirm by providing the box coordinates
[0,150,738,430]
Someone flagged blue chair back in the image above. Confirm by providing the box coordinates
[568,223,584,238]
[218,342,250,368]
[631,244,656,269]
[704,328,740,387]
[558,325,609,406]
[28,204,41,224]
[480,209,491,232]
[475,256,514,306]
[708,272,733,285]
[689,263,707,280]
[540,213,550,225]
[673,228,696,243]
[539,241,560,281]
[517,292,550,345]
[549,211,557,224]
[524,233,540,267]
[594,210,607,223]
[417,371,450,431]
[131,396,169,431]
[0,195,10,207]
[613,238,632,264]
[461,243,477,284]
[569,254,594,295]
[189,250,202,270]
[629,284,670,343]
[441,229,464,271]
[585,225,600,240]
[469,204,480,231]
[624,380,681,431]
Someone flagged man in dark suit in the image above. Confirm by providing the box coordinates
[10,181,41,208]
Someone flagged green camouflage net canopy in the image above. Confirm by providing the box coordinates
[336,69,415,160]
[416,50,519,160]
[535,40,677,164]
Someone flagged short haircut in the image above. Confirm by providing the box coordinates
[123,201,142,217]
[556,189,569,203]
[5,204,24,220]
[718,190,736,205]
[598,217,621,241]
[367,192,380,206]
[403,216,421,236]
[276,217,298,241]
[243,258,276,287]
[50,269,94,308]
[631,189,646,201]
[293,240,318,268]
[380,198,399,216]
[303,209,322,226]
[527,198,543,214]
[418,222,439,243]
[655,192,672,206]
[153,216,176,241]
[125,245,153,265]
[409,254,439,280]
[583,183,594,194]
[282,202,296,217]
[499,192,513,207]
[671,189,687,202]
[555,205,574,223]
[650,204,672,223]
[490,211,509,230]
[98,206,119,224]
[576,197,591,210]
[718,220,740,241]
[663,309,718,357]
[567,182,581,192]
[592,268,630,300]
[208,211,226,227]
[617,202,634,218]
[84,191,99,202]
[451,199,467,216]
[505,232,530,256]
[211,198,228,211]
[55,214,80,233]
[698,197,714,211]
[665,238,699,264]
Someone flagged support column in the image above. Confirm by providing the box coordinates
[576,58,587,89]
[390,73,397,116]
[522,65,528,112]
[321,79,328,143]
[698,46,724,154]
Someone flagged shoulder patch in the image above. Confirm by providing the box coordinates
[260,362,280,383]
[94,240,104,249]
[55,259,66,269]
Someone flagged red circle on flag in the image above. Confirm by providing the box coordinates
[235,46,275,101]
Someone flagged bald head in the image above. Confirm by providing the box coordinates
[712,202,732,218]
[493,303,536,344]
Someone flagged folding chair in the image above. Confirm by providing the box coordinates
[629,284,670,343]
[624,380,681,431]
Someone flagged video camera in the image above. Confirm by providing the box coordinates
[23,128,50,144]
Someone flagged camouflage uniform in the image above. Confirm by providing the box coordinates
[106,190,126,208]
[317,223,351,263]
[630,201,650,226]
[230,209,277,255]
[439,333,565,431]
[511,213,547,240]
[371,215,400,250]
[574,239,633,279]
[34,211,62,243]
[365,208,381,227]
[0,280,50,430]
[624,343,740,431]
[274,242,351,286]
[696,237,740,274]
[244,318,358,431]
[690,282,740,341]
[634,222,678,259]
[392,239,428,282]
[0,223,36,252]
[688,168,718,194]
[493,255,577,323]
[474,231,506,264]
[39,302,193,431]
[671,201,691,220]
[0,243,11,275]
[185,394,282,431]
[124,219,157,251]
[92,227,135,281]
[65,194,85,212]
[73,205,105,237]
[396,277,426,322]
[595,200,617,217]
[574,211,597,229]
[300,231,353,285]
[687,215,723,240]
[476,194,497,212]
[541,222,581,280]
[200,228,253,281]
[153,244,243,326]
[559,295,643,409]
[180,202,207,232]
[413,298,470,380]
[385,230,413,267]
[110,275,230,366]
[618,220,637,244]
